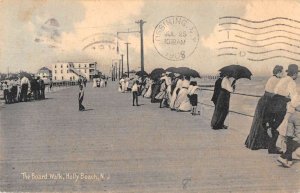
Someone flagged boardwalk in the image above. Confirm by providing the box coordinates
[0,82,299,192]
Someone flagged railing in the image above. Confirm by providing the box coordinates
[198,85,263,118]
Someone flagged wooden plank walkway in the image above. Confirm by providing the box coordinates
[0,82,299,192]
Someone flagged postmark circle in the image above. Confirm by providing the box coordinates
[153,16,199,61]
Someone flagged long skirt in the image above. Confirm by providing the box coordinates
[245,92,272,150]
[144,85,152,98]
[93,79,97,88]
[151,84,161,103]
[211,89,230,130]
[174,88,189,110]
[177,88,192,112]
[170,87,180,109]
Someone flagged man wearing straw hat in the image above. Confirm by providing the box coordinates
[264,64,299,154]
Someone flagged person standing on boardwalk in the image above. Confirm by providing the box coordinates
[264,64,299,154]
[38,77,45,99]
[132,80,140,106]
[20,75,30,102]
[245,65,283,150]
[277,101,300,168]
[78,84,85,111]
[211,75,235,130]
[211,73,224,106]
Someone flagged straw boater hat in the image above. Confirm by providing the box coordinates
[286,64,300,74]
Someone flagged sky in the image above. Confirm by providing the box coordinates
[1,0,300,76]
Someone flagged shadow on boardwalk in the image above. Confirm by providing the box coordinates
[0,82,299,192]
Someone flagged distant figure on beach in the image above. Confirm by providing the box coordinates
[264,64,299,154]
[211,75,235,130]
[132,80,140,106]
[245,65,283,150]
[78,84,85,111]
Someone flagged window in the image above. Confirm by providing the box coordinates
[67,65,68,68]
[70,77,72,80]
[54,76,56,80]
[55,70,57,74]
[79,64,81,68]
[55,65,57,68]
[61,70,63,73]
[85,69,87,73]
[85,64,87,68]
[67,70,69,73]
[61,65,63,68]
[62,76,64,80]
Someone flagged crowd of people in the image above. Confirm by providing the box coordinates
[1,75,46,104]
[92,77,107,88]
[118,72,200,115]
[243,64,300,168]
[118,64,300,168]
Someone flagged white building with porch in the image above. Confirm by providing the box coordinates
[52,62,97,81]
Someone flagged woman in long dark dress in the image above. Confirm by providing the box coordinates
[245,65,283,150]
[211,75,234,130]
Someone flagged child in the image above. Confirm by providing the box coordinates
[188,81,199,115]
[78,85,85,111]
[132,80,140,106]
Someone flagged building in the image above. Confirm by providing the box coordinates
[52,62,97,81]
[36,67,52,80]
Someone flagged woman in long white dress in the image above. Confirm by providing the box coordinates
[100,78,105,88]
[144,79,153,98]
[93,78,97,88]
[174,76,191,111]
[170,76,183,110]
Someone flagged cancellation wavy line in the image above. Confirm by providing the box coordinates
[218,47,238,50]
[219,41,300,49]
[248,49,300,55]
[248,56,300,62]
[235,35,300,42]
[219,29,300,37]
[219,23,300,31]
[217,53,237,56]
[219,16,300,24]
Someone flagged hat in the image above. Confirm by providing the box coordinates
[273,65,283,75]
[286,64,300,74]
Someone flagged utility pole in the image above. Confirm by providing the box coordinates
[121,54,124,77]
[115,64,118,80]
[111,64,114,81]
[125,42,130,78]
[136,20,146,72]
[118,59,121,80]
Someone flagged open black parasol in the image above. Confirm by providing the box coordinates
[219,65,252,80]
[135,70,148,77]
[150,68,165,80]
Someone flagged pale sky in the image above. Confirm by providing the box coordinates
[1,0,300,76]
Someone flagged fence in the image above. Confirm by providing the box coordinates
[198,86,263,118]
